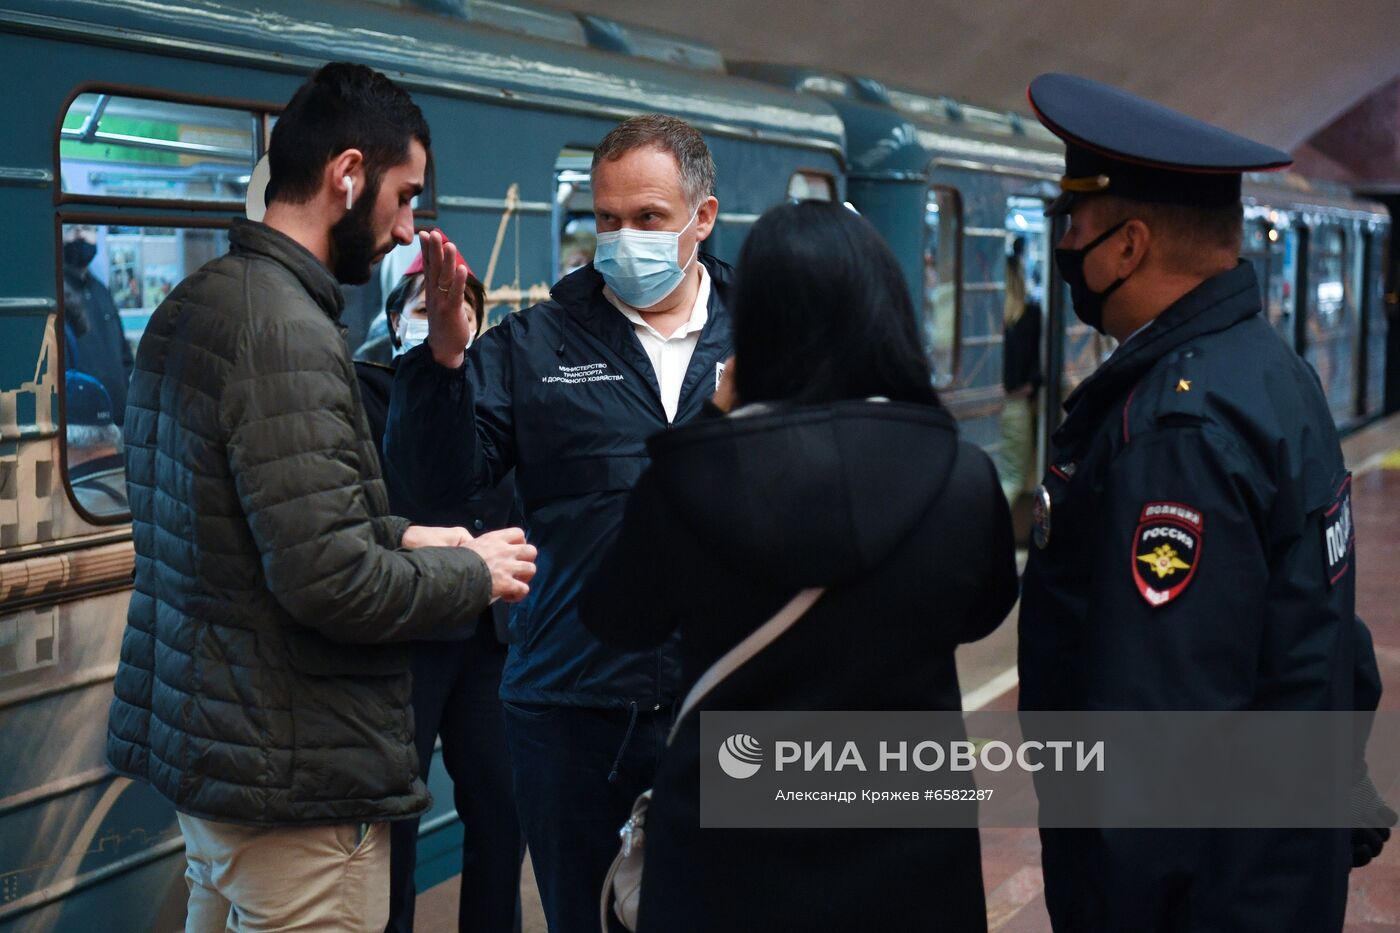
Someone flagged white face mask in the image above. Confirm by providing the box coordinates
[593,206,700,309]
[394,315,471,356]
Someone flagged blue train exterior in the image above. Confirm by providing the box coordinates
[0,1,1390,930]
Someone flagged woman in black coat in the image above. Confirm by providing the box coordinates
[581,201,1019,932]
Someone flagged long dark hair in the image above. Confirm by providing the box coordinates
[732,201,939,407]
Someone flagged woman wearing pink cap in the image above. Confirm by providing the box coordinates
[357,245,485,365]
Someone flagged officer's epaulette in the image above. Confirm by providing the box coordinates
[1138,345,1210,429]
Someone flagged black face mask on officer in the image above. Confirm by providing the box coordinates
[1054,219,1129,333]
[63,239,97,270]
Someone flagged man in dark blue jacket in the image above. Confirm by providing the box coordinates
[386,114,732,931]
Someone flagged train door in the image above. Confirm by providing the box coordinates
[1303,223,1361,429]
[920,165,1070,501]
[921,185,962,392]
[1361,223,1392,419]
[1358,224,1389,422]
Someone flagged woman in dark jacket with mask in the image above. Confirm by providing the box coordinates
[581,201,1019,932]
[356,254,524,933]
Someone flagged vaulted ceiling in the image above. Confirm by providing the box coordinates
[538,0,1400,152]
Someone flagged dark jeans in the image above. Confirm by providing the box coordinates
[387,640,523,933]
[503,701,669,933]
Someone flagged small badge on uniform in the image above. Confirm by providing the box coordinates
[1322,474,1354,587]
[1132,502,1203,607]
[715,360,727,393]
[1032,484,1052,549]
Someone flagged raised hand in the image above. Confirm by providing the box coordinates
[419,229,472,369]
[465,527,537,603]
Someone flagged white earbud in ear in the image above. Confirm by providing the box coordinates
[344,176,354,211]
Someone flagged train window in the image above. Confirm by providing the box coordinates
[1242,220,1272,309]
[554,149,597,282]
[1005,197,1049,309]
[923,186,962,387]
[60,93,258,205]
[60,222,231,519]
[1242,217,1299,344]
[1312,226,1348,330]
[788,171,835,202]
[1305,223,1357,426]
[1269,225,1299,344]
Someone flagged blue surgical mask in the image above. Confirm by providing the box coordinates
[593,207,700,309]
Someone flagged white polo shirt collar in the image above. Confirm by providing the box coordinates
[605,265,711,422]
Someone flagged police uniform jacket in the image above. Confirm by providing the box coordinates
[385,256,734,711]
[1019,262,1373,932]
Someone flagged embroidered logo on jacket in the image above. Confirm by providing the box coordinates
[541,362,624,385]
[1132,501,1202,607]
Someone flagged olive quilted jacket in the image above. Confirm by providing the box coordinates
[106,220,489,825]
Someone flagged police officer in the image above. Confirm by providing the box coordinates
[1017,73,1394,932]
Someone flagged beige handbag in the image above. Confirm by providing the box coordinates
[600,588,826,932]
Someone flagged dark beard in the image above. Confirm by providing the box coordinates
[329,176,382,285]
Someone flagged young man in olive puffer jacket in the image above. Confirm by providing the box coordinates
[105,63,536,933]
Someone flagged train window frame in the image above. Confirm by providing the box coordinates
[56,85,439,218]
[1310,223,1349,335]
[55,212,235,526]
[52,84,446,526]
[55,84,277,213]
[922,184,964,389]
[787,169,836,202]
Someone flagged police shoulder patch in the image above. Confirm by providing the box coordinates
[1322,474,1354,587]
[1132,501,1203,607]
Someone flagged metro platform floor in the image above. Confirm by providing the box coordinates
[416,413,1400,933]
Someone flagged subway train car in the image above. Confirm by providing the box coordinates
[0,0,1392,929]
[731,64,1393,463]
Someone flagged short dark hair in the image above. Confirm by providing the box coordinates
[732,201,939,408]
[267,62,430,205]
[1099,196,1243,274]
[385,272,425,323]
[464,274,486,331]
[591,114,715,209]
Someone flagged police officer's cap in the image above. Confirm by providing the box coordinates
[1028,73,1291,216]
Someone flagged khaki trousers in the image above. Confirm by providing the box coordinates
[177,813,389,933]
